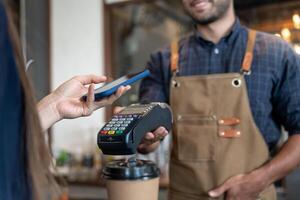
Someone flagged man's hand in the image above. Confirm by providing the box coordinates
[114,107,169,153]
[208,169,268,200]
[138,127,169,154]
[38,75,130,131]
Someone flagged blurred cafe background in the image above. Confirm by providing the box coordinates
[16,0,300,199]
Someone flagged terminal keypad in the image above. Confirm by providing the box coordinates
[99,114,140,136]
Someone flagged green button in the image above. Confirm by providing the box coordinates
[116,130,123,135]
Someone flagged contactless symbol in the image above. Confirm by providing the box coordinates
[232,78,242,88]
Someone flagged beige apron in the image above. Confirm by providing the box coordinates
[168,30,277,200]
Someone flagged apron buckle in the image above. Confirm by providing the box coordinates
[172,79,180,88]
[240,69,252,76]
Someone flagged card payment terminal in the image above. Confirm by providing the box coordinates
[98,103,172,155]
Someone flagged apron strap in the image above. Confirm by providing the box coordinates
[170,29,257,75]
[241,29,257,74]
[170,40,179,74]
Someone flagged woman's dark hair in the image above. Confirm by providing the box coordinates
[5,1,59,199]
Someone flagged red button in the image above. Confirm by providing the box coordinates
[100,130,108,135]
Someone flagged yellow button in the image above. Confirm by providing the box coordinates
[108,131,115,135]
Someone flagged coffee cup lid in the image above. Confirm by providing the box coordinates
[103,159,160,180]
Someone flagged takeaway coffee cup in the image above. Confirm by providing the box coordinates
[103,159,160,200]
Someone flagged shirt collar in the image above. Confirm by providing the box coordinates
[193,18,243,46]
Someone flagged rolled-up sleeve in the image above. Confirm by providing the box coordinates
[272,45,300,136]
[139,50,170,104]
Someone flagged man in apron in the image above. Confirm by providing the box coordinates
[138,0,300,199]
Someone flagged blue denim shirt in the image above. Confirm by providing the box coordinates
[139,20,300,147]
[0,3,30,199]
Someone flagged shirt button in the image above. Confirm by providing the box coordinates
[214,48,219,54]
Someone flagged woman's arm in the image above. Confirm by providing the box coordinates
[37,74,130,131]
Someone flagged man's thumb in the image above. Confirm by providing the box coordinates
[208,180,231,198]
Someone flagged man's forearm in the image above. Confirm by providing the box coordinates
[260,134,300,185]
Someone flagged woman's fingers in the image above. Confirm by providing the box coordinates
[89,85,131,111]
[85,83,95,114]
[74,74,107,85]
[106,85,131,104]
[115,85,131,98]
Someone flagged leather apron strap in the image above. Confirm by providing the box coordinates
[242,29,256,74]
[170,29,257,75]
[171,40,179,74]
